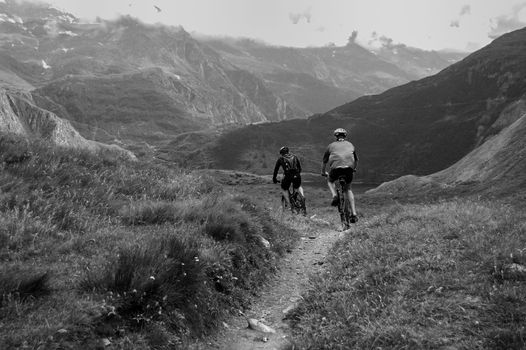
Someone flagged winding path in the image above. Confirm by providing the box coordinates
[196,225,342,350]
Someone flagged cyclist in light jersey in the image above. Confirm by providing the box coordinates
[321,128,358,222]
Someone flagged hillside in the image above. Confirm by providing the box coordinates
[0,87,134,158]
[0,132,299,349]
[368,111,526,198]
[0,1,298,145]
[206,27,526,182]
[0,0,465,156]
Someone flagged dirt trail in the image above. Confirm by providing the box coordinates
[195,225,342,350]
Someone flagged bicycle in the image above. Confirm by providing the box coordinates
[322,172,356,230]
[277,179,307,216]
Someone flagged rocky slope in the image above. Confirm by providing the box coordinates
[0,87,135,159]
[206,27,526,183]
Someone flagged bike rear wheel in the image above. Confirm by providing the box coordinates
[337,177,352,230]
[290,191,307,216]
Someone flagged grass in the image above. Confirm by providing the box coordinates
[0,132,298,349]
[288,198,526,349]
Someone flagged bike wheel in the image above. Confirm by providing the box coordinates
[342,193,352,228]
[294,192,306,216]
[338,178,351,230]
[335,189,346,230]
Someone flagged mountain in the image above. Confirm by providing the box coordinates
[0,1,299,148]
[0,0,466,156]
[204,27,526,182]
[371,44,468,79]
[200,37,466,116]
[0,87,135,158]
[367,110,526,198]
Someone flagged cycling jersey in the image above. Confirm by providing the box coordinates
[322,140,357,170]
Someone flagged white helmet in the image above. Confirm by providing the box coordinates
[333,128,347,138]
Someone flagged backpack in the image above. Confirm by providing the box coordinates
[282,154,300,175]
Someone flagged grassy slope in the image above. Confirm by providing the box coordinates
[288,196,526,349]
[0,132,298,349]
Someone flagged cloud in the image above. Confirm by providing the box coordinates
[368,32,406,50]
[459,5,471,16]
[347,30,358,45]
[488,2,526,39]
[449,4,471,29]
[288,8,311,24]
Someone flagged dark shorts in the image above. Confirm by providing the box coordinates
[281,174,301,191]
[329,167,354,184]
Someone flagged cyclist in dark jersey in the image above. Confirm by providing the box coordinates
[321,128,358,222]
[273,146,304,208]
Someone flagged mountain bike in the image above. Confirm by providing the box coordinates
[323,173,356,230]
[278,180,306,216]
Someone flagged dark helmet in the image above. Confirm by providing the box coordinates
[279,146,289,155]
[334,128,347,138]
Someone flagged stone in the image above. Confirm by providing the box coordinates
[247,318,276,334]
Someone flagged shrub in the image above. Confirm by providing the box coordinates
[0,267,51,307]
[82,234,221,339]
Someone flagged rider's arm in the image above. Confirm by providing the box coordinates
[272,158,281,182]
[353,150,358,171]
[321,148,330,175]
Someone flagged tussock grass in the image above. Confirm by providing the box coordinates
[0,267,50,306]
[0,133,297,349]
[289,198,526,349]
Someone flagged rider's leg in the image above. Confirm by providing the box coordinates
[347,189,357,216]
[297,185,304,197]
[281,177,292,208]
[327,180,339,206]
[281,189,291,207]
[327,180,337,197]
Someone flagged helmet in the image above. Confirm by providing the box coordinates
[334,128,347,138]
[279,146,289,155]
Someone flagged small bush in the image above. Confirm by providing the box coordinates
[0,268,51,306]
[82,235,221,338]
[0,208,55,252]
[120,201,182,225]
[0,133,31,165]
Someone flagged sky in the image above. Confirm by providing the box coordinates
[43,0,526,52]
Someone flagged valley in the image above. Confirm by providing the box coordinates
[1,1,525,349]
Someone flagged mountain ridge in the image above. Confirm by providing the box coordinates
[0,0,466,155]
[205,26,526,183]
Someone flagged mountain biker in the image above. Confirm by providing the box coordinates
[321,128,358,223]
[272,146,304,209]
